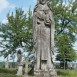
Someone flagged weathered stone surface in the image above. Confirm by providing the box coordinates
[33,0,57,77]
[34,69,57,77]
[17,49,23,75]
[17,64,23,75]
[24,59,29,75]
[5,61,9,68]
[17,49,22,64]
[4,57,9,68]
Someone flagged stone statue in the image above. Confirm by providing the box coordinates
[17,49,23,75]
[33,0,57,77]
[17,49,22,63]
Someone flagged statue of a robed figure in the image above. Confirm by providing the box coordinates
[17,50,23,75]
[33,0,57,77]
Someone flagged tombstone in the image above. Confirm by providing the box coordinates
[33,0,57,77]
[17,64,23,75]
[24,59,30,77]
[17,49,23,76]
[5,60,9,68]
[4,57,9,68]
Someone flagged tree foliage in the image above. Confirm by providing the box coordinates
[50,0,77,68]
[0,8,33,57]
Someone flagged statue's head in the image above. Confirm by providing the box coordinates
[38,0,48,4]
[17,49,22,55]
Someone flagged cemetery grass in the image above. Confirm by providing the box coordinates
[28,69,77,77]
[0,67,21,77]
[0,67,77,77]
[57,69,77,77]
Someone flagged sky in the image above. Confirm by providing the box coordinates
[0,0,37,23]
[0,0,77,62]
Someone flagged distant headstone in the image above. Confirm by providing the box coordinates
[24,59,29,77]
[5,60,9,68]
[4,57,9,68]
[17,64,23,75]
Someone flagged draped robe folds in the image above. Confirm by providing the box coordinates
[33,3,55,70]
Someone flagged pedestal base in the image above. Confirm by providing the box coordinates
[17,65,23,75]
[34,70,57,77]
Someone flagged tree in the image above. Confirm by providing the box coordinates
[56,33,77,69]
[0,8,33,57]
[50,0,77,69]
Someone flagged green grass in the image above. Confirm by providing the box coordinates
[0,68,22,77]
[0,68,16,74]
[0,67,77,77]
[57,69,77,77]
[28,69,77,77]
[0,73,21,77]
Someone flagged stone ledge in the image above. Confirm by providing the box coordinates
[34,70,57,77]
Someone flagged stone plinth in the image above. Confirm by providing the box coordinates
[34,70,57,77]
[17,64,23,75]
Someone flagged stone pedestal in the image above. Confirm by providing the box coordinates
[5,61,9,68]
[24,60,29,77]
[34,69,57,77]
[17,64,23,75]
[34,60,57,77]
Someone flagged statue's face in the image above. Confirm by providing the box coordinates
[39,0,47,4]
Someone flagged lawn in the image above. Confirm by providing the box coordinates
[57,69,77,77]
[0,68,21,77]
[0,68,77,77]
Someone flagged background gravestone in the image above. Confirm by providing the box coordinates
[4,57,9,68]
[17,49,23,76]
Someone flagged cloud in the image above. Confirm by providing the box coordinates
[2,18,8,24]
[0,0,10,13]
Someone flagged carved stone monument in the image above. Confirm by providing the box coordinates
[24,59,29,77]
[33,0,57,77]
[17,49,23,76]
[4,57,9,68]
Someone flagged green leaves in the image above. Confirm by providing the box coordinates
[50,0,77,68]
[0,8,33,57]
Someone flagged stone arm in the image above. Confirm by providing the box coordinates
[49,11,55,55]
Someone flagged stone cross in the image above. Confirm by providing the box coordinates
[33,0,57,77]
[24,59,29,77]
